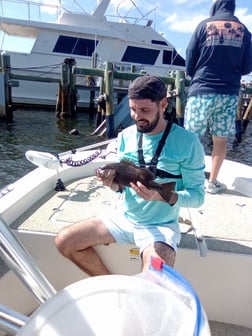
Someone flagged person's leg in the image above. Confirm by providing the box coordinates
[134,225,180,271]
[209,135,227,182]
[141,242,175,272]
[55,217,116,276]
[207,94,237,193]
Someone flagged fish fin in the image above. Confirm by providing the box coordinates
[159,181,176,203]
[120,159,136,167]
[120,159,155,180]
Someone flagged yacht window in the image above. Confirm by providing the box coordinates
[53,35,98,56]
[121,46,159,65]
[163,50,185,66]
[53,36,77,53]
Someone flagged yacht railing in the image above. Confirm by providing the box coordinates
[0,0,63,22]
[0,0,155,26]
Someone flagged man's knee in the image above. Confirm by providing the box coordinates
[55,228,72,257]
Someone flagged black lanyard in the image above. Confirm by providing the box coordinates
[137,120,173,173]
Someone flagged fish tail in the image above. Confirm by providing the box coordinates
[159,182,176,203]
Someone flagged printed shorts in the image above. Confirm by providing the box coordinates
[184,94,238,136]
[99,208,181,253]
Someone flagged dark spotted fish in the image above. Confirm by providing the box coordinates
[95,160,176,202]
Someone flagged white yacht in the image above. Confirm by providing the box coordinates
[0,0,185,108]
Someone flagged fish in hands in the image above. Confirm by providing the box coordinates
[95,160,176,203]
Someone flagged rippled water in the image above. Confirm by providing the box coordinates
[0,108,251,189]
[0,108,101,189]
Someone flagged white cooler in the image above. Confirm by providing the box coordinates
[17,258,210,336]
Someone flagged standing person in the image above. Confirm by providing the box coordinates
[184,0,252,194]
[55,75,205,276]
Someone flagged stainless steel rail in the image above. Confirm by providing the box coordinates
[0,305,28,336]
[0,218,56,304]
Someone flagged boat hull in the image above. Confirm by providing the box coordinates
[1,230,252,330]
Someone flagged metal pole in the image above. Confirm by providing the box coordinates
[0,305,28,336]
[0,219,56,304]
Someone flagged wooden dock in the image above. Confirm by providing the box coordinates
[0,52,251,140]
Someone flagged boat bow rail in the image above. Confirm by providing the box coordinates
[0,304,28,335]
[0,215,57,333]
[0,217,56,303]
[0,0,63,24]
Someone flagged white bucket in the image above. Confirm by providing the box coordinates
[17,261,210,336]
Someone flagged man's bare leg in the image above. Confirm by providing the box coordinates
[55,217,116,276]
[209,135,227,182]
[141,242,175,272]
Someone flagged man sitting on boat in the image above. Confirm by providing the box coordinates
[55,75,205,275]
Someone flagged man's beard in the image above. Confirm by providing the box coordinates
[136,111,160,133]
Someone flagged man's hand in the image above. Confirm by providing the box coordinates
[97,175,120,192]
[129,181,163,201]
[97,169,122,192]
[130,181,177,205]
[97,175,114,187]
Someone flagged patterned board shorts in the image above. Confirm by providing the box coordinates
[184,94,238,137]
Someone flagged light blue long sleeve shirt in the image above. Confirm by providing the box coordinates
[116,123,205,226]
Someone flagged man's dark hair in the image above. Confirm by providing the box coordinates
[128,75,167,102]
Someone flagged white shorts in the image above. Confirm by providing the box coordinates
[99,208,181,253]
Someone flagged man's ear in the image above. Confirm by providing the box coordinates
[160,97,168,110]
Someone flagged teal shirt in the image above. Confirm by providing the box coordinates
[117,123,205,226]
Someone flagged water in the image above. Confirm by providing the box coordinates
[0,108,101,189]
[0,108,251,190]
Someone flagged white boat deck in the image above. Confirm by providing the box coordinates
[10,150,252,255]
[10,175,252,255]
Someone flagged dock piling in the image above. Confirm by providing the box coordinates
[56,57,77,118]
[0,52,190,138]
[242,97,252,132]
[175,70,185,127]
[104,62,115,138]
[0,53,13,122]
